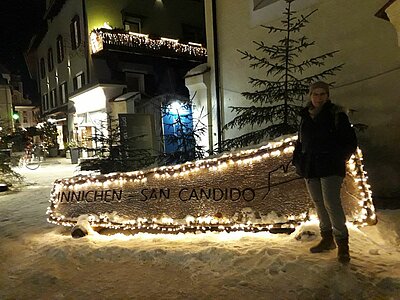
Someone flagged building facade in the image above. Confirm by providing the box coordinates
[0,66,38,133]
[27,0,206,153]
[188,0,400,199]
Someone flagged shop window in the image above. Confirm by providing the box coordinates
[48,48,54,72]
[59,82,68,104]
[73,73,85,90]
[40,58,46,79]
[70,15,81,50]
[56,35,64,63]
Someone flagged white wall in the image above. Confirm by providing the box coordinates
[0,85,13,131]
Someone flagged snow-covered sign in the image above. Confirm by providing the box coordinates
[47,135,376,234]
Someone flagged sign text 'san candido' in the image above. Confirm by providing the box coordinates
[56,187,256,203]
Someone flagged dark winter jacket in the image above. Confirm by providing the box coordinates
[292,100,357,178]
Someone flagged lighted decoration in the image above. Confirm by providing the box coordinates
[90,28,207,60]
[47,135,376,235]
[90,31,103,54]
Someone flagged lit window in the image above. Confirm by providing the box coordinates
[70,15,81,50]
[43,94,49,111]
[56,35,64,63]
[48,48,54,72]
[73,73,85,90]
[50,89,57,108]
[59,82,68,104]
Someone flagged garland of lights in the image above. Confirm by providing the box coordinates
[347,149,376,224]
[47,135,376,234]
[91,29,207,59]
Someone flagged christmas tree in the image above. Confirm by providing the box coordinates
[222,0,343,150]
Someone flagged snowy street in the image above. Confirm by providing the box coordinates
[0,159,399,299]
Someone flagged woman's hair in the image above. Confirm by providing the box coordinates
[309,81,330,96]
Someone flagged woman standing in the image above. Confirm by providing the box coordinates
[293,81,357,263]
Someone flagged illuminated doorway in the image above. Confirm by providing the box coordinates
[162,101,194,157]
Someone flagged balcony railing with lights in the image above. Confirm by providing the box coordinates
[90,28,207,62]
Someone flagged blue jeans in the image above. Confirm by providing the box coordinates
[305,176,348,240]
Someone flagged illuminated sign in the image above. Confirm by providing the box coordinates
[47,136,376,234]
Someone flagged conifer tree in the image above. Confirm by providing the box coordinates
[222,0,343,150]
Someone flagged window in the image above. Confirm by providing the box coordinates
[56,35,64,63]
[125,72,144,92]
[40,58,46,79]
[70,15,81,50]
[43,94,49,111]
[47,48,54,72]
[123,13,141,33]
[73,73,85,90]
[59,82,68,104]
[124,19,141,33]
[182,24,204,44]
[22,111,28,123]
[50,88,57,108]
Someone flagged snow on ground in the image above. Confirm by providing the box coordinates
[0,158,399,299]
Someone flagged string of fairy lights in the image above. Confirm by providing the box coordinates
[90,28,207,59]
[46,135,376,234]
[347,148,376,225]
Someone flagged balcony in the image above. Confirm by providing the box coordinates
[90,28,207,62]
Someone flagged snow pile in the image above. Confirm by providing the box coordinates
[0,159,399,299]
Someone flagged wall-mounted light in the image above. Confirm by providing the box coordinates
[169,101,183,112]
[155,0,164,8]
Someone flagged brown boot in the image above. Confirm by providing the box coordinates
[310,230,336,253]
[336,238,350,264]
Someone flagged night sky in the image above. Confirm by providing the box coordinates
[0,0,46,103]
